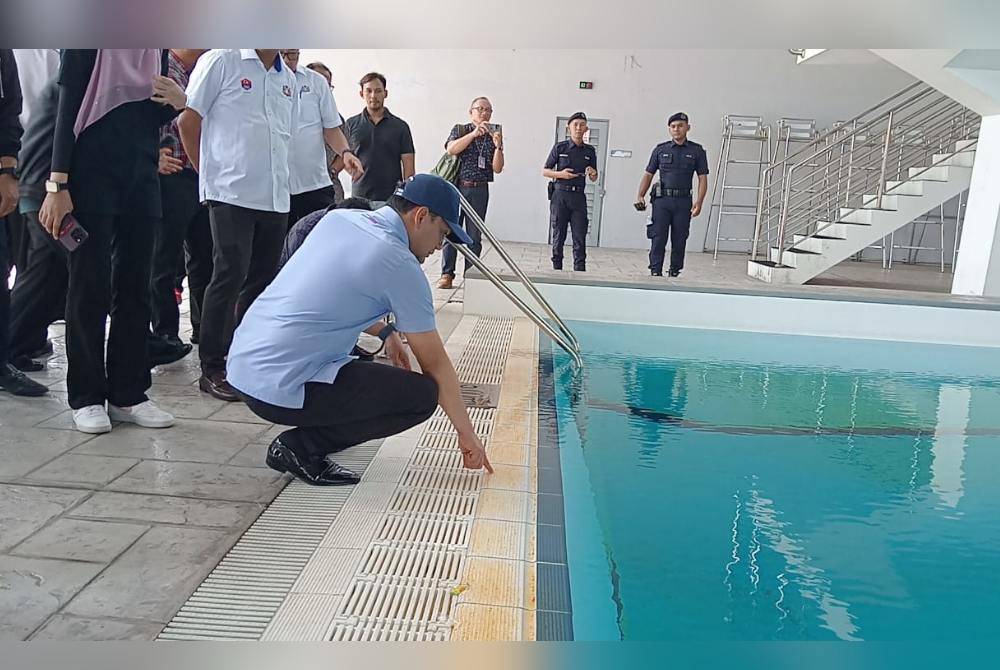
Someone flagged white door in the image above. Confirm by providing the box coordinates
[555,116,609,246]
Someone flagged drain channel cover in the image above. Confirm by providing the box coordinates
[459,382,500,409]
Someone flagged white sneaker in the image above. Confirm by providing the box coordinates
[109,400,175,429]
[73,404,112,434]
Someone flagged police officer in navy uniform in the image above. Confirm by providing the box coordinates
[635,112,709,277]
[543,111,598,271]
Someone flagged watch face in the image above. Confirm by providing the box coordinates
[46,181,58,193]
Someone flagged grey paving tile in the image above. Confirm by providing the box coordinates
[25,454,139,487]
[68,491,263,529]
[206,402,271,424]
[0,392,71,428]
[145,387,227,420]
[29,614,163,641]
[106,460,286,502]
[0,427,93,480]
[71,420,269,463]
[0,556,104,640]
[12,519,149,563]
[0,484,90,552]
[226,442,267,468]
[63,526,235,622]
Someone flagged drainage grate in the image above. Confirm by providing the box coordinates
[173,316,519,641]
[157,442,383,641]
[459,382,501,409]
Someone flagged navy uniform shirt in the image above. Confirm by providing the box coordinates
[545,139,597,188]
[645,139,709,189]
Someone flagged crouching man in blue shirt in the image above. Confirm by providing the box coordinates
[227,174,493,485]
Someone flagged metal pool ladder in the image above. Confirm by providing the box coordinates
[451,194,584,369]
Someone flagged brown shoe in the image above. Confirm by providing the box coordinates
[436,274,454,289]
[199,371,240,402]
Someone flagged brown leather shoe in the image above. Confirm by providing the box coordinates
[436,274,454,289]
[199,371,240,402]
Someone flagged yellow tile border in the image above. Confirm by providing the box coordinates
[454,317,539,640]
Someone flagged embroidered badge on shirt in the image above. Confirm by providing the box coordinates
[241,78,252,90]
[282,85,293,97]
[300,85,311,95]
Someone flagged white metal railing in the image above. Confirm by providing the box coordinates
[751,83,980,264]
[452,195,583,369]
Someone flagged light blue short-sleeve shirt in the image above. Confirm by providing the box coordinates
[226,206,437,409]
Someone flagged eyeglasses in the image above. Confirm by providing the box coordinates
[472,106,493,113]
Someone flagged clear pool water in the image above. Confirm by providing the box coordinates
[545,321,1000,641]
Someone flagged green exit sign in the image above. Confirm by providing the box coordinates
[579,81,594,90]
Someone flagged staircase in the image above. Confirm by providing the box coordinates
[748,83,980,284]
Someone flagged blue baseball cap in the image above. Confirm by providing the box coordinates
[394,174,473,245]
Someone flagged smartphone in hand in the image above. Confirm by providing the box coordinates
[58,213,89,252]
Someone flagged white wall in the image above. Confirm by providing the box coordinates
[953,114,1000,296]
[304,49,914,250]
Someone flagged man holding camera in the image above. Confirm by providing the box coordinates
[436,96,504,290]
[634,112,709,277]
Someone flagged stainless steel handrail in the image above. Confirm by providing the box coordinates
[752,83,980,265]
[452,194,583,369]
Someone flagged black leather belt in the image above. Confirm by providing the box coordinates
[662,188,692,197]
[556,184,586,192]
[458,180,489,188]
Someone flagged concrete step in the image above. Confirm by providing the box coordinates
[933,151,975,168]
[884,180,925,196]
[955,138,978,152]
[860,194,900,210]
[813,220,869,239]
[909,165,952,181]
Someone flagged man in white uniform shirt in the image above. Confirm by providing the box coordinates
[279,49,362,226]
[179,49,307,401]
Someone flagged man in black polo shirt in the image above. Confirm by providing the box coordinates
[344,72,415,202]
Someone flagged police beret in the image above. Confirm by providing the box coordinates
[668,112,689,124]
[568,111,587,123]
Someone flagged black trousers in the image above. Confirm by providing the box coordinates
[289,185,336,232]
[242,360,439,462]
[648,196,692,273]
[66,211,155,409]
[8,210,68,360]
[0,215,9,366]
[151,170,212,339]
[5,209,28,274]
[549,189,588,270]
[199,202,286,375]
[441,184,488,276]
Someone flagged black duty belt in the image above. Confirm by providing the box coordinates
[555,184,586,192]
[661,188,692,197]
[458,180,489,188]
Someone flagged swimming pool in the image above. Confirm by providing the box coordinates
[541,321,1000,641]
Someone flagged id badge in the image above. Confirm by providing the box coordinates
[478,155,487,170]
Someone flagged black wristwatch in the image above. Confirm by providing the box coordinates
[0,167,16,178]
[377,323,397,342]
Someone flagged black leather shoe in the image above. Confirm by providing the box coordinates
[27,339,54,359]
[668,269,681,278]
[574,266,586,272]
[651,270,662,277]
[11,355,44,372]
[0,363,49,397]
[199,372,241,402]
[266,439,360,486]
[552,263,562,270]
[149,342,192,368]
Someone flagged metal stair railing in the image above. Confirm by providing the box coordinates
[451,194,583,369]
[751,83,980,266]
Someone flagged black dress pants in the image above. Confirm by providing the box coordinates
[549,189,588,270]
[8,210,68,360]
[242,360,439,462]
[151,170,213,339]
[199,202,286,376]
[288,185,336,232]
[65,211,155,409]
